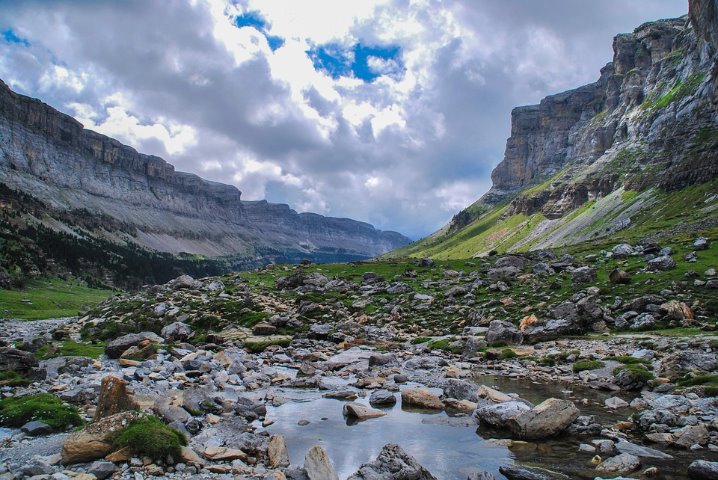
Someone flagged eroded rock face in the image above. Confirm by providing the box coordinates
[347,443,437,480]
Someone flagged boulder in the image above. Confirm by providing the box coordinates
[609,269,631,284]
[88,461,117,480]
[630,313,656,331]
[253,323,278,335]
[0,347,45,379]
[203,446,248,461]
[522,319,582,344]
[105,332,163,359]
[443,379,479,402]
[506,398,579,440]
[343,402,387,420]
[95,375,138,420]
[474,401,531,429]
[487,267,520,282]
[369,353,398,367]
[498,465,564,480]
[648,255,676,271]
[160,322,192,341]
[369,390,397,406]
[595,453,640,474]
[674,424,709,449]
[485,320,522,345]
[153,397,191,424]
[168,274,200,290]
[268,434,290,468]
[347,443,437,480]
[571,266,596,283]
[21,420,53,436]
[478,385,512,403]
[401,388,444,410]
[304,445,339,480]
[688,460,718,479]
[62,411,139,464]
[234,396,267,420]
[612,243,635,258]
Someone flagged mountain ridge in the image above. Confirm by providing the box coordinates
[392,3,718,260]
[0,79,409,287]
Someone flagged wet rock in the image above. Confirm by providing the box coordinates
[474,401,531,428]
[595,453,640,474]
[443,379,479,402]
[95,375,138,420]
[467,472,497,480]
[507,398,579,440]
[688,460,718,479]
[485,320,522,345]
[304,444,339,480]
[161,322,192,341]
[343,402,387,420]
[105,332,163,358]
[268,434,290,468]
[370,390,397,406]
[478,385,512,403]
[604,397,629,409]
[615,439,672,459]
[347,443,437,480]
[498,465,567,480]
[401,388,444,410]
[674,424,709,449]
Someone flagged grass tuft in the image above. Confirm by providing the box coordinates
[573,360,605,372]
[0,394,82,430]
[113,415,187,459]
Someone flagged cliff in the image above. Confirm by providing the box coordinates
[392,1,718,259]
[0,80,410,286]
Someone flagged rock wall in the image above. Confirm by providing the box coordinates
[485,4,718,218]
[0,80,410,261]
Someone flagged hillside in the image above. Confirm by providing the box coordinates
[393,5,718,260]
[0,81,409,288]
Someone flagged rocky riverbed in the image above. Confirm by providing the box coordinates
[1,241,718,479]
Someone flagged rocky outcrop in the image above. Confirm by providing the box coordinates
[0,79,410,271]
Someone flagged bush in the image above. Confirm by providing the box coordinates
[573,360,605,372]
[613,364,655,383]
[0,393,82,429]
[114,416,187,459]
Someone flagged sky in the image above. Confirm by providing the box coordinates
[0,0,688,239]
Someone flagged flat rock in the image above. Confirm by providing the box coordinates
[401,388,443,410]
[268,434,290,468]
[343,402,387,420]
[595,453,640,474]
[507,398,579,440]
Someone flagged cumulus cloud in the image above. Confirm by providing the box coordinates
[0,0,686,239]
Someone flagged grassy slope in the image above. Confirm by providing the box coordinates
[0,278,113,320]
[389,179,718,260]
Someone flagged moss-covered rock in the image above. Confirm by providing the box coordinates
[0,393,82,430]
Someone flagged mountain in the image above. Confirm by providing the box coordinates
[393,2,718,260]
[0,80,409,288]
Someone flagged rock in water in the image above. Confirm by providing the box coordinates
[474,401,531,428]
[595,453,641,474]
[688,460,718,479]
[506,398,579,440]
[401,388,444,410]
[304,445,339,480]
[95,375,138,420]
[498,465,568,480]
[268,434,290,468]
[343,402,386,420]
[347,443,437,479]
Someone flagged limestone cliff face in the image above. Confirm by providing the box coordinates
[0,80,409,262]
[483,5,718,218]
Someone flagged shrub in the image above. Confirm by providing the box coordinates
[499,348,518,360]
[613,364,655,383]
[573,360,605,372]
[114,416,187,459]
[0,394,82,429]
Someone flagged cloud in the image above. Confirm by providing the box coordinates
[0,0,687,239]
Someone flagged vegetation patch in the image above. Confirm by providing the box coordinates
[427,339,462,354]
[498,348,518,360]
[113,415,187,459]
[243,338,292,353]
[0,393,82,430]
[36,340,105,360]
[410,336,430,345]
[613,364,655,383]
[0,371,30,387]
[610,355,650,365]
[572,360,605,372]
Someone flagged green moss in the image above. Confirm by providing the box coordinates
[0,394,83,430]
[677,374,718,388]
[573,360,605,372]
[498,348,518,360]
[411,336,431,345]
[610,355,650,365]
[114,416,187,459]
[613,364,655,383]
[0,371,30,387]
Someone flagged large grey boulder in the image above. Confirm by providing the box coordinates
[571,266,596,283]
[474,401,531,429]
[105,332,163,358]
[161,322,192,341]
[648,255,676,271]
[347,443,437,479]
[595,453,640,474]
[443,378,479,402]
[506,398,579,440]
[485,320,522,345]
[522,319,581,344]
[0,347,45,379]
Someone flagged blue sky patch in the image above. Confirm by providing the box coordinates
[307,43,403,82]
[2,29,29,46]
[234,11,284,51]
